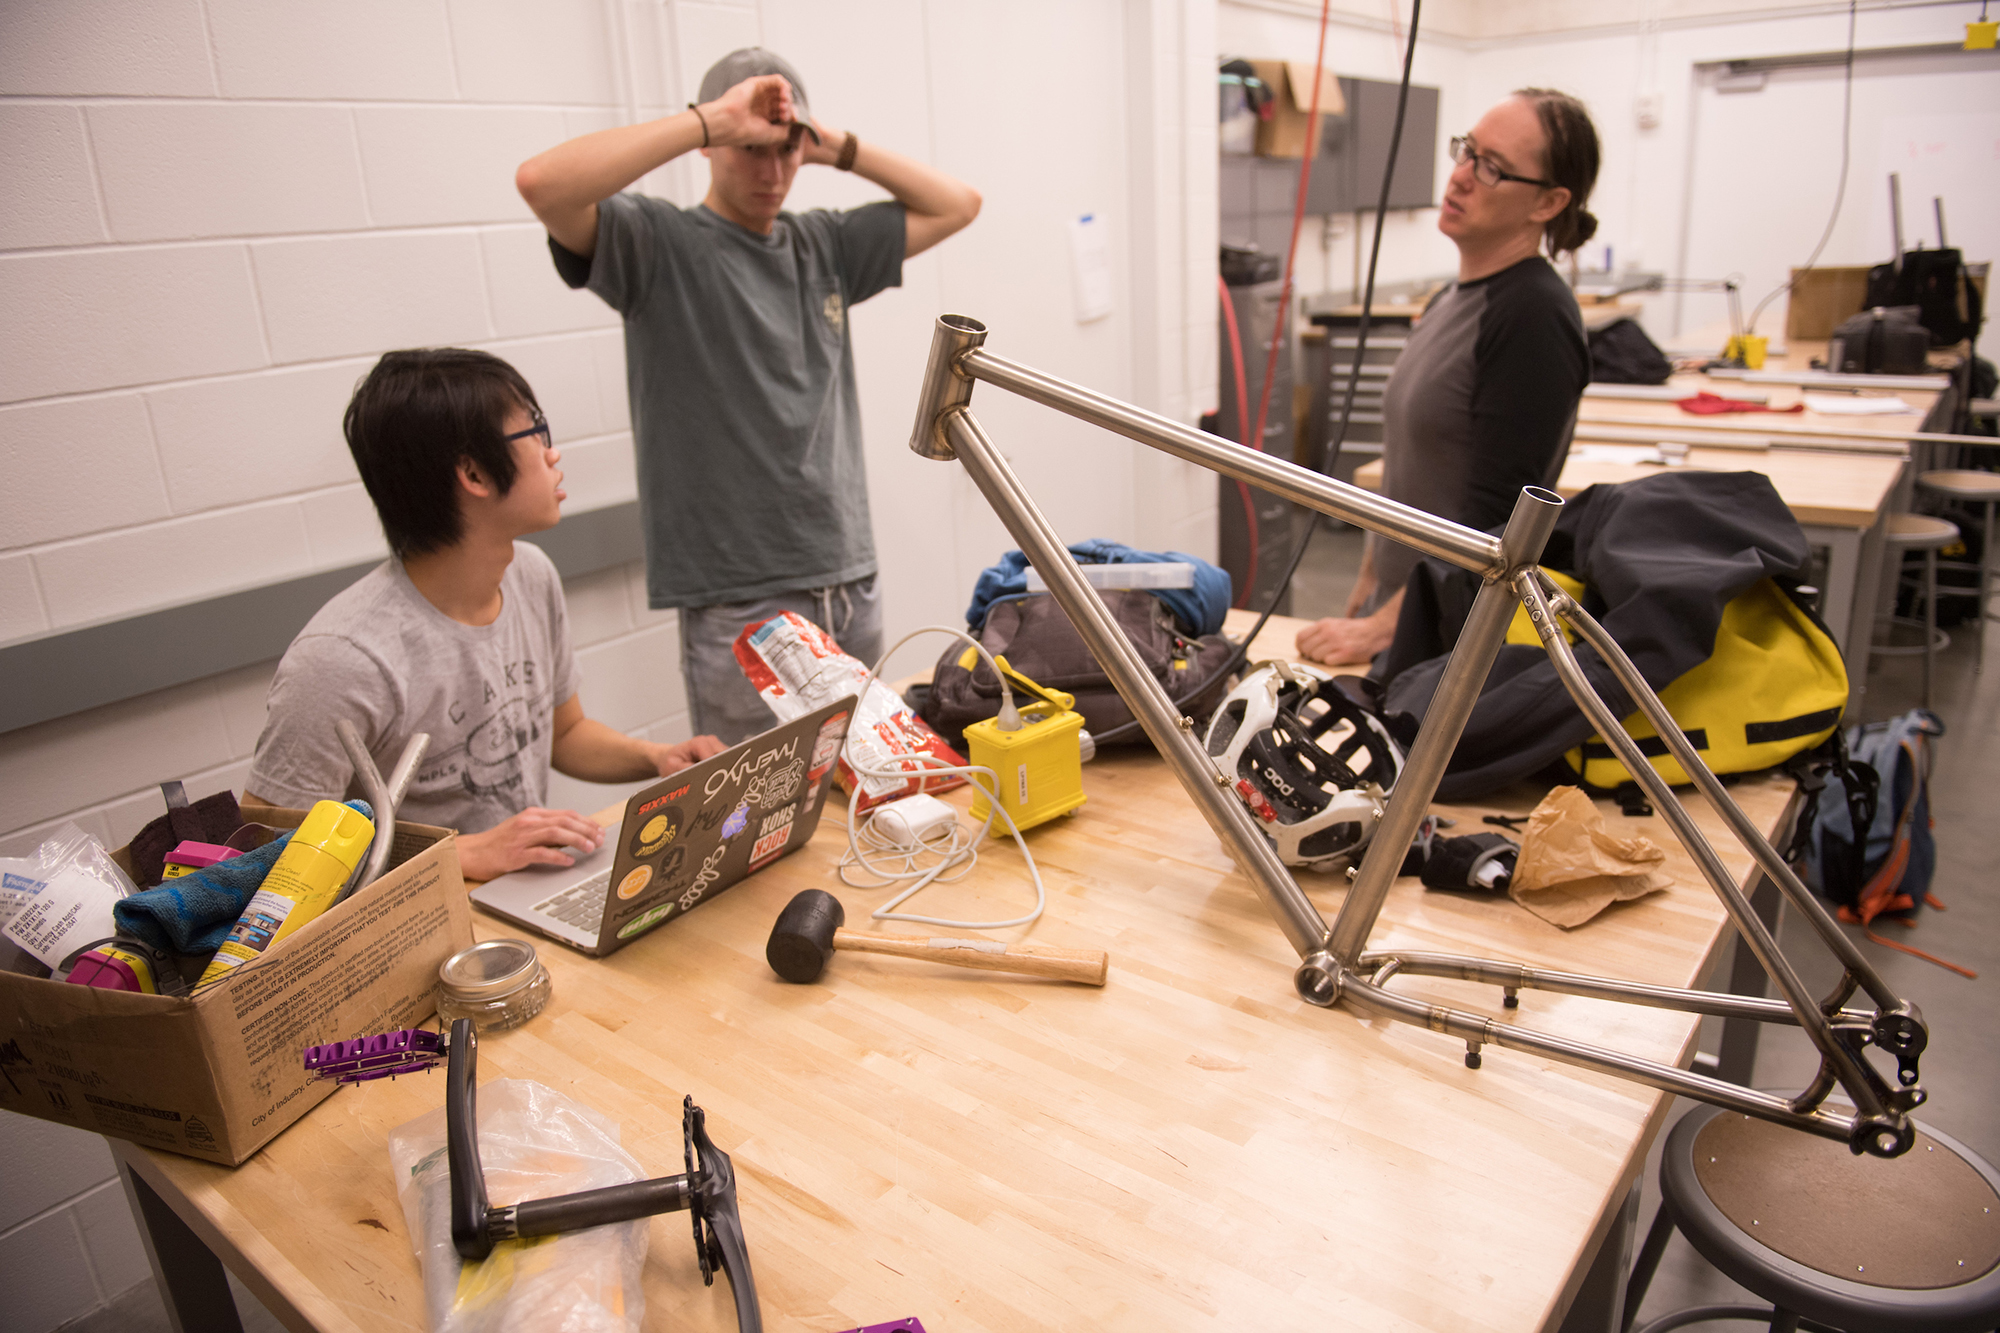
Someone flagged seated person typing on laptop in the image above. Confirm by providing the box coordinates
[243,348,725,881]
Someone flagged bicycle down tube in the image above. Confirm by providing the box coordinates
[907,314,1926,1158]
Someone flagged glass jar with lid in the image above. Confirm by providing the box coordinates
[437,938,551,1031]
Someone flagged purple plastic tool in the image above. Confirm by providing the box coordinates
[836,1322,927,1333]
[302,1027,445,1083]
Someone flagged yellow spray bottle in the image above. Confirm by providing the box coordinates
[195,801,374,989]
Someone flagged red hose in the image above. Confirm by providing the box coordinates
[1217,274,1260,607]
[1247,0,1334,471]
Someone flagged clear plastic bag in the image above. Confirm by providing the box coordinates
[2,822,137,970]
[388,1078,648,1333]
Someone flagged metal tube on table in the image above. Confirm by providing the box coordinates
[1320,487,1564,967]
[960,347,1506,578]
[1513,570,1898,1129]
[940,408,1332,959]
[1358,950,1876,1026]
[909,314,988,460]
[1550,592,1905,1013]
[1336,974,1864,1148]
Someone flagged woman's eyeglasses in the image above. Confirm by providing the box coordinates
[1447,136,1554,190]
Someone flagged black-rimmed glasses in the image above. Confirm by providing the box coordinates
[1447,136,1554,189]
[503,412,551,447]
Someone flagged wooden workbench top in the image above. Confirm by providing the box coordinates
[118,618,1796,1333]
[1354,443,1905,531]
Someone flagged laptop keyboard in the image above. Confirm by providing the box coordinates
[533,868,612,931]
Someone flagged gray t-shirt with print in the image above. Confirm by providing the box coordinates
[246,543,582,835]
[552,194,906,608]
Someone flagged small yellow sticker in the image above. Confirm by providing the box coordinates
[617,864,653,900]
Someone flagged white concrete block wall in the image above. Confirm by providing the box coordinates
[0,1,1218,1324]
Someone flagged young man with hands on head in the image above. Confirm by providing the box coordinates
[515,48,982,745]
[244,349,725,883]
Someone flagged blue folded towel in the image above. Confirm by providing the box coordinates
[113,801,373,956]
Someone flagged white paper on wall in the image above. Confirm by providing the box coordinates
[1070,212,1113,324]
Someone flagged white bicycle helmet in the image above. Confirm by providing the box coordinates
[1203,660,1405,869]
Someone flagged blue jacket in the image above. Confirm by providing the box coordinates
[965,539,1232,636]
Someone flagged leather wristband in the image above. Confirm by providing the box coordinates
[836,130,858,172]
[687,103,710,148]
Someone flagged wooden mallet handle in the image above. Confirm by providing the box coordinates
[830,928,1108,986]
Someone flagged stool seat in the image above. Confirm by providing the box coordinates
[1636,1104,2000,1332]
[1885,513,1961,551]
[1912,470,1999,677]
[1918,469,2000,501]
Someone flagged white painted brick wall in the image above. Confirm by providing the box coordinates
[35,501,319,631]
[252,231,494,364]
[486,333,606,444]
[146,361,373,511]
[0,555,48,643]
[87,103,371,243]
[355,107,564,229]
[204,0,460,102]
[0,105,107,250]
[299,485,392,569]
[480,224,622,336]
[0,245,268,404]
[446,0,616,105]
[0,1,216,98]
[0,395,171,547]
[0,6,1219,1325]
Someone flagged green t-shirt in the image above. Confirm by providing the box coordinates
[554,193,905,607]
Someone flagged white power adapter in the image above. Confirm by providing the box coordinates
[870,793,959,851]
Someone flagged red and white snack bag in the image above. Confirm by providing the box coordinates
[733,612,966,811]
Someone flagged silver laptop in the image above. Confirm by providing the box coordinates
[469,700,852,956]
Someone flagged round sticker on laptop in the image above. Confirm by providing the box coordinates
[616,864,653,900]
[629,807,684,859]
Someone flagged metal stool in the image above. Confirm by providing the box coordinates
[1871,513,1958,708]
[1915,470,2000,676]
[1622,1104,2000,1332]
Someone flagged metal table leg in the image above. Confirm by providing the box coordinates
[1559,1180,1642,1333]
[117,1157,245,1333]
[1716,874,1784,1086]
[1802,523,1861,665]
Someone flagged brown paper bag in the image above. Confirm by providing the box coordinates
[1510,786,1673,928]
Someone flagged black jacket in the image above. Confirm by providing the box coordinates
[1366,471,1812,801]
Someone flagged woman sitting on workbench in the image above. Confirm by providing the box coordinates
[1298,87,1600,666]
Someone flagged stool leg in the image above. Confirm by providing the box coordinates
[1621,1204,1677,1332]
[1982,499,1996,677]
[1922,545,1936,708]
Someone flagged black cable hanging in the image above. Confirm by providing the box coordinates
[1091,0,1427,748]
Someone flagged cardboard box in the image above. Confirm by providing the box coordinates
[1251,59,1346,158]
[0,805,470,1166]
[1786,265,1874,342]
[1787,262,1989,342]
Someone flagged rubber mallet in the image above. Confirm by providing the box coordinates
[764,889,1107,986]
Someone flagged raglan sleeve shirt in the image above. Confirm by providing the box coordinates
[1372,256,1589,596]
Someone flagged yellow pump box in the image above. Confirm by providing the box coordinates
[965,656,1087,835]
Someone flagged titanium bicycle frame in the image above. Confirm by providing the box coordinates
[909,314,1928,1159]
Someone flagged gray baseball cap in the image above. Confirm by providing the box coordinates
[697,47,821,144]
